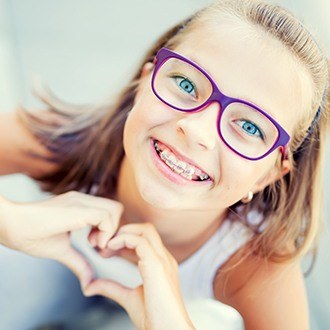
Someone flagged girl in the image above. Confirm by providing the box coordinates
[0,0,329,328]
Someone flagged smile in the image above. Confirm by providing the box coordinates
[152,139,212,182]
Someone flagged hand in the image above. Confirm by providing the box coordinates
[0,191,123,289]
[83,223,195,330]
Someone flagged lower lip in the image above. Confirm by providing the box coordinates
[150,138,212,186]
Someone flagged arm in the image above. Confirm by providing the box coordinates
[214,249,309,330]
[0,110,58,178]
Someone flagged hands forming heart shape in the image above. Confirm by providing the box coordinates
[0,191,195,330]
[85,222,194,330]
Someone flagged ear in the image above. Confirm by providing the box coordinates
[134,62,154,102]
[140,62,154,79]
[251,159,291,194]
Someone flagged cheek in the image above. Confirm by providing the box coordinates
[125,87,175,141]
[123,91,153,143]
[122,90,164,157]
[219,155,276,198]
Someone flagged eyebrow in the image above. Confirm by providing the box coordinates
[187,53,278,120]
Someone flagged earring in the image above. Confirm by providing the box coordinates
[241,191,254,204]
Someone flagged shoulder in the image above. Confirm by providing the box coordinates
[213,245,309,330]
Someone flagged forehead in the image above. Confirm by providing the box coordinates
[172,20,313,134]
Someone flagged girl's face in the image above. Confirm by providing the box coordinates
[122,20,312,212]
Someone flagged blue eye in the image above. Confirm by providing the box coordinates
[173,76,197,98]
[236,120,264,140]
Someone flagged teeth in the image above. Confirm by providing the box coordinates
[160,149,170,161]
[176,160,187,173]
[173,166,184,175]
[199,174,209,180]
[155,141,162,153]
[165,155,177,168]
[184,166,195,176]
[181,172,193,180]
[154,140,210,181]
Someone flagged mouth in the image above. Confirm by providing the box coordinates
[151,138,213,183]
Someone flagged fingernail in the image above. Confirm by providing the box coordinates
[83,289,94,297]
[81,274,94,292]
[81,280,90,292]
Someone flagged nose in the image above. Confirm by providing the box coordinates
[175,102,220,150]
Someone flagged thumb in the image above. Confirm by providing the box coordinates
[55,246,95,291]
[83,278,131,306]
[83,279,144,324]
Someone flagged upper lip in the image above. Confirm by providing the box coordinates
[153,138,213,180]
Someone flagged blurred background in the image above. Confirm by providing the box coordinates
[0,0,329,329]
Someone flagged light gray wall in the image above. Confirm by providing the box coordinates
[0,1,329,329]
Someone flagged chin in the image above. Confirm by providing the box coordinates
[137,177,182,210]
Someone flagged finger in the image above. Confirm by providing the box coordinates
[95,230,115,249]
[55,191,124,228]
[108,233,160,266]
[75,196,123,231]
[39,192,124,235]
[88,227,117,250]
[117,223,167,258]
[83,208,117,233]
[97,245,138,261]
[55,246,95,290]
[87,227,98,247]
[41,207,115,236]
[89,227,116,250]
[84,278,130,302]
[83,279,144,327]
[96,247,117,258]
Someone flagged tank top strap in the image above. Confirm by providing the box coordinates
[178,218,254,300]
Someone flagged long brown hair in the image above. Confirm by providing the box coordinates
[18,0,330,265]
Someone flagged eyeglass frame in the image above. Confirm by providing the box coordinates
[150,47,290,161]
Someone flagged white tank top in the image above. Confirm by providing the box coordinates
[71,216,254,300]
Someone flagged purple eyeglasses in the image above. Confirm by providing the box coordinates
[151,47,290,161]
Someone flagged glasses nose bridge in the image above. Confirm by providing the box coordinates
[208,88,232,112]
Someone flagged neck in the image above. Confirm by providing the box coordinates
[115,156,227,248]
